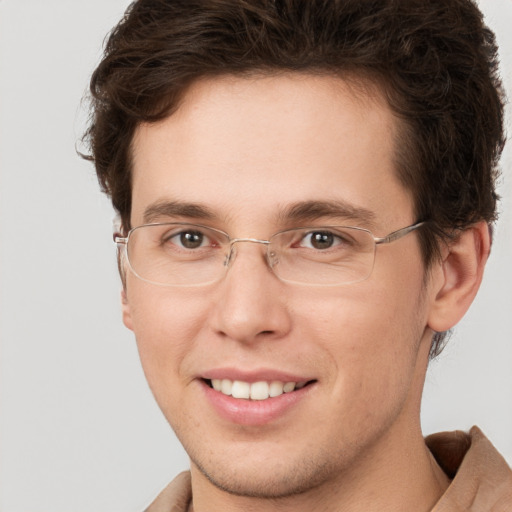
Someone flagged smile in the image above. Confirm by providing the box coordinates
[201,375,316,425]
[206,379,309,400]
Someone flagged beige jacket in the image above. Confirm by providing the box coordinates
[145,427,512,511]
[427,427,512,511]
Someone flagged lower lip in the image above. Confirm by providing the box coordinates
[200,380,313,426]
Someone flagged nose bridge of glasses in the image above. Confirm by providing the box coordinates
[225,237,271,267]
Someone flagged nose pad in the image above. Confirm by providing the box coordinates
[267,249,279,269]
[224,245,237,268]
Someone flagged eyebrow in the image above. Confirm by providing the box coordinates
[143,200,218,224]
[278,200,377,227]
[142,198,376,228]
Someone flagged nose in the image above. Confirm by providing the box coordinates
[210,240,292,344]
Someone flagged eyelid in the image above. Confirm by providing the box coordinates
[150,223,364,245]
[165,226,208,239]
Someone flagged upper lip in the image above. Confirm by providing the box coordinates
[200,368,315,383]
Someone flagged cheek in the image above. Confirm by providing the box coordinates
[125,282,209,390]
[294,281,424,401]
[298,283,419,349]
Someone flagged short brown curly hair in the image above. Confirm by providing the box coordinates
[83,0,505,357]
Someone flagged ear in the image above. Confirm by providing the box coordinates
[117,241,133,330]
[427,221,491,332]
[121,289,134,331]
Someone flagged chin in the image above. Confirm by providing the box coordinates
[189,446,342,499]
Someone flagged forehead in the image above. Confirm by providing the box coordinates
[130,73,413,231]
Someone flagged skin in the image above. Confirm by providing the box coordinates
[122,74,489,511]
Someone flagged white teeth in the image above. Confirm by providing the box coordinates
[283,382,296,393]
[250,381,269,401]
[209,379,307,400]
[220,379,233,395]
[231,380,250,399]
[269,381,285,397]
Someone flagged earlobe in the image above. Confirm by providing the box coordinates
[427,221,491,333]
[121,289,134,331]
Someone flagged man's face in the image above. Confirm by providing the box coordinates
[124,74,438,497]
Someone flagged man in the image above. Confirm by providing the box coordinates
[84,0,512,510]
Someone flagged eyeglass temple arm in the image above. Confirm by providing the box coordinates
[113,234,127,244]
[374,221,426,245]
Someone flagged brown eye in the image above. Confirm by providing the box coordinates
[309,231,335,249]
[179,231,204,249]
[161,229,210,250]
[298,231,342,250]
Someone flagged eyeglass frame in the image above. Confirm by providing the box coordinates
[114,220,427,287]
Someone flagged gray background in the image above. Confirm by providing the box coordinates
[0,1,510,511]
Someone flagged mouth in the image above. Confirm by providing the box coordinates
[203,378,315,401]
